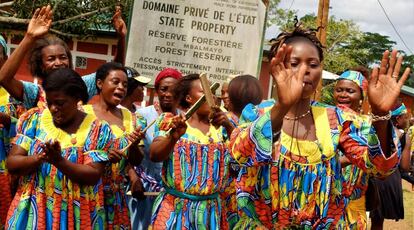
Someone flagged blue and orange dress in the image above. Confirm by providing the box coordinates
[340,113,372,230]
[83,104,146,229]
[149,112,231,229]
[6,108,113,229]
[230,102,401,229]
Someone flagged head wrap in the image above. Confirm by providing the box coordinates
[0,35,7,56]
[337,70,368,99]
[154,68,182,88]
[391,103,407,117]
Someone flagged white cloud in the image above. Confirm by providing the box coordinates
[268,0,414,54]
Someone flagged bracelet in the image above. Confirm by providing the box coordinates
[370,111,391,122]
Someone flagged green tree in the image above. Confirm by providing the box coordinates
[400,54,414,88]
[0,0,132,38]
[266,0,297,29]
[343,32,396,66]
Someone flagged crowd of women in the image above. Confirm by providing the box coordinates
[0,4,412,230]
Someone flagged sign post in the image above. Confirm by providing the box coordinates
[125,0,266,87]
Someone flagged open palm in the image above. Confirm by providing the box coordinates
[112,6,127,37]
[270,44,307,109]
[27,5,53,38]
[368,50,411,114]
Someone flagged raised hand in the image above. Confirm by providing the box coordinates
[27,5,53,38]
[112,6,127,37]
[368,50,411,115]
[270,44,307,109]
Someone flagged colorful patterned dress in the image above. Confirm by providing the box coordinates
[6,108,113,230]
[149,113,230,230]
[340,112,372,230]
[230,102,401,229]
[0,87,17,229]
[83,105,146,230]
[220,100,274,230]
[219,111,240,230]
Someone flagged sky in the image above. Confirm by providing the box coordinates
[265,0,414,55]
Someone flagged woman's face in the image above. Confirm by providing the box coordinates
[41,45,70,74]
[46,91,79,127]
[186,79,210,115]
[97,70,128,106]
[157,77,178,112]
[288,40,322,99]
[334,79,362,111]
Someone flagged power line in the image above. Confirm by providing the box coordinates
[377,0,414,54]
[288,0,296,11]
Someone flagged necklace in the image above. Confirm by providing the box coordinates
[284,110,311,120]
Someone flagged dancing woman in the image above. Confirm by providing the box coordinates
[6,68,113,229]
[332,69,375,229]
[149,74,234,229]
[230,25,410,229]
[83,62,145,229]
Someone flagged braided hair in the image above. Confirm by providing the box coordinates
[269,20,324,61]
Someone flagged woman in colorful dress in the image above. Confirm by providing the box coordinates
[83,62,146,229]
[149,74,234,229]
[220,74,268,229]
[332,68,378,229]
[5,68,113,229]
[132,68,182,230]
[230,24,410,229]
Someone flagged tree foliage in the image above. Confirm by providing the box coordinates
[342,32,396,67]
[0,0,132,38]
[266,0,296,29]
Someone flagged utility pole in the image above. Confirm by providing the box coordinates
[314,0,330,101]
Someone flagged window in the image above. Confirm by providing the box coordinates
[75,56,87,69]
